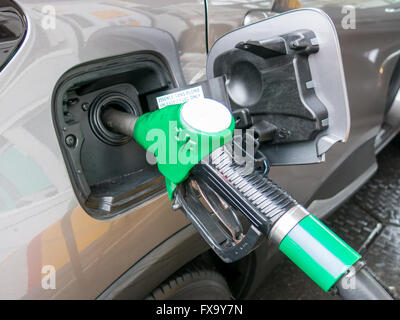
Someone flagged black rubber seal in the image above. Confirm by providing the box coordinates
[89,92,139,146]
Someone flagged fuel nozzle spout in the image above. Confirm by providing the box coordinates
[102,108,138,137]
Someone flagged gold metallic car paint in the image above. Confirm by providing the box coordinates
[20,195,188,299]
[0,0,204,299]
[0,0,400,300]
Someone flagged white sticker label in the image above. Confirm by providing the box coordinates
[156,86,204,109]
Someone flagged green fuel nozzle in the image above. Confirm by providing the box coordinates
[102,98,391,299]
[103,99,235,200]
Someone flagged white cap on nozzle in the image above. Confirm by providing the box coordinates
[180,98,232,133]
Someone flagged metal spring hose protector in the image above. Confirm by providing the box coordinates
[195,146,298,233]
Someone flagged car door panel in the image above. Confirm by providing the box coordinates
[0,0,205,299]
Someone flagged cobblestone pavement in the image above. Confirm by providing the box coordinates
[253,137,400,300]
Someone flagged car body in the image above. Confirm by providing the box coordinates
[0,0,400,299]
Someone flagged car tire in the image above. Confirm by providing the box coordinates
[146,267,232,300]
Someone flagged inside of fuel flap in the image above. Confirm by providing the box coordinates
[214,29,329,146]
